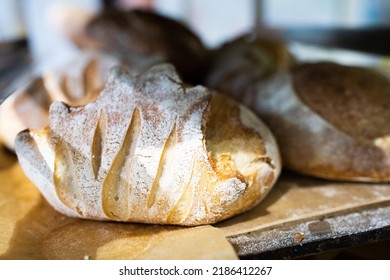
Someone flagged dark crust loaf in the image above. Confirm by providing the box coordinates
[84,9,209,84]
[250,62,390,182]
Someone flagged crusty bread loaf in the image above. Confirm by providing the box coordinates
[0,52,120,150]
[247,62,390,182]
[81,9,209,84]
[15,64,281,225]
[206,35,293,101]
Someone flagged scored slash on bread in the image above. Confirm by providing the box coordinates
[15,64,281,225]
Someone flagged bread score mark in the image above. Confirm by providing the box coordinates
[91,109,107,180]
[166,158,195,224]
[54,139,84,216]
[147,122,177,208]
[102,108,141,220]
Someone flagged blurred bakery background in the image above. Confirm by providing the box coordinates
[1,0,390,260]
[1,0,390,92]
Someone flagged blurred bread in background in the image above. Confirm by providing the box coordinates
[0,52,120,150]
[205,34,294,101]
[76,9,209,84]
[241,62,390,182]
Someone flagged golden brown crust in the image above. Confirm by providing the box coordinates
[206,94,268,181]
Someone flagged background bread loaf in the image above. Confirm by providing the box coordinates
[249,62,390,182]
[0,52,120,150]
[80,9,209,85]
[205,35,294,101]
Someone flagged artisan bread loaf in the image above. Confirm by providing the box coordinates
[206,35,293,101]
[0,52,120,150]
[15,64,281,225]
[247,62,390,182]
[81,9,209,84]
